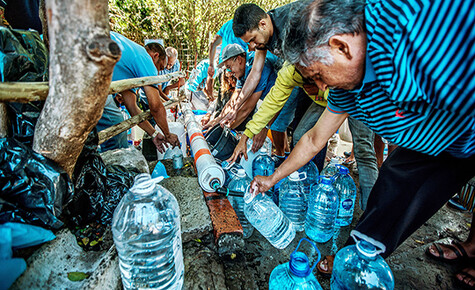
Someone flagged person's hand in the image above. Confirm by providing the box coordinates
[251,175,276,194]
[163,86,171,96]
[165,133,180,148]
[202,117,219,132]
[303,83,320,95]
[152,132,168,153]
[201,113,211,126]
[220,108,238,127]
[207,65,215,78]
[251,128,268,153]
[228,135,249,163]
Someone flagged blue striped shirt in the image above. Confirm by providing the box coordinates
[327,0,475,158]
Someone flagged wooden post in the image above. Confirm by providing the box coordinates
[0,103,8,137]
[32,0,120,177]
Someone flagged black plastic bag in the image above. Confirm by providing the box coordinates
[0,138,74,229]
[7,101,44,146]
[64,129,139,227]
[0,27,48,82]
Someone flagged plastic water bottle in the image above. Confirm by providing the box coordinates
[321,157,340,178]
[334,165,357,227]
[240,138,272,178]
[305,176,339,243]
[331,231,395,290]
[269,238,323,290]
[279,171,308,232]
[228,169,254,239]
[252,147,275,197]
[120,105,134,142]
[112,174,184,290]
[244,189,295,249]
[221,161,244,187]
[298,161,319,197]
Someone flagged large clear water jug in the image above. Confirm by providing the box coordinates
[331,231,395,290]
[279,171,308,232]
[298,161,319,197]
[112,174,184,290]
[228,169,254,238]
[244,189,295,249]
[221,161,243,187]
[334,165,357,226]
[305,176,339,243]
[269,238,323,290]
[321,157,340,178]
[252,147,275,197]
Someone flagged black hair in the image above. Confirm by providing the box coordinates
[232,3,267,37]
[145,42,166,59]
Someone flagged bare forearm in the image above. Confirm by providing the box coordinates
[271,110,348,184]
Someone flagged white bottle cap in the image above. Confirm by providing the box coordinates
[237,169,246,177]
[289,171,300,181]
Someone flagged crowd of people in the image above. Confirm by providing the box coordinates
[195,0,474,287]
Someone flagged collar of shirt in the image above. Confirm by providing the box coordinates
[348,53,376,94]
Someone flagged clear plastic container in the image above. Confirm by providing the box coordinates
[305,176,339,243]
[279,171,308,232]
[112,174,184,290]
[331,231,395,290]
[228,169,254,239]
[334,165,357,226]
[269,238,323,290]
[244,189,295,249]
[221,161,244,187]
[298,161,319,197]
[321,157,341,178]
[252,147,275,197]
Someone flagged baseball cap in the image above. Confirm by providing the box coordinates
[217,44,245,68]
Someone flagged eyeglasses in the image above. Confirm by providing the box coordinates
[224,57,237,72]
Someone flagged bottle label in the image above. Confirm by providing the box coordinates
[342,199,353,210]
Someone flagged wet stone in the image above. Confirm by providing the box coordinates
[161,176,212,243]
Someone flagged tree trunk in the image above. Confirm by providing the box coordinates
[33,0,120,177]
[0,103,9,138]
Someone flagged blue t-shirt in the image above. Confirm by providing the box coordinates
[186,59,217,92]
[159,60,180,89]
[110,32,158,83]
[217,20,248,63]
[236,52,277,99]
[327,0,475,158]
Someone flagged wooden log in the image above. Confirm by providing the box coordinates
[0,103,9,137]
[0,71,184,103]
[32,0,120,177]
[97,98,181,144]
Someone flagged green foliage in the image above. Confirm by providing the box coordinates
[109,0,293,70]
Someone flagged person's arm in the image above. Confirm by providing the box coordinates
[220,49,267,126]
[163,78,185,96]
[157,84,170,101]
[143,85,179,147]
[251,109,349,193]
[207,34,222,79]
[229,90,263,129]
[121,90,156,136]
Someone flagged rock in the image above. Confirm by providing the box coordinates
[161,176,212,243]
[100,147,149,173]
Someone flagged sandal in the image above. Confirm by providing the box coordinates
[455,268,475,289]
[317,255,335,278]
[426,241,470,263]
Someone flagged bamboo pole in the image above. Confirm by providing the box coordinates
[0,71,185,103]
[97,97,183,145]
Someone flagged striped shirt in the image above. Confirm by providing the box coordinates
[327,0,475,158]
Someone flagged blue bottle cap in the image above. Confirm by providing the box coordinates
[320,176,333,185]
[338,165,349,175]
[289,251,311,277]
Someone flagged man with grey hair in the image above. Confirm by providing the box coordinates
[159,46,185,97]
[250,0,475,282]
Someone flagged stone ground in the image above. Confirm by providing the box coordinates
[11,139,473,289]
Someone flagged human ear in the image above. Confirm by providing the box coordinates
[329,35,352,60]
[258,19,267,30]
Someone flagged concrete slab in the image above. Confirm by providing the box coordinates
[161,176,213,243]
[11,228,120,289]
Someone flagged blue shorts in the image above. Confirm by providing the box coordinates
[270,87,305,132]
